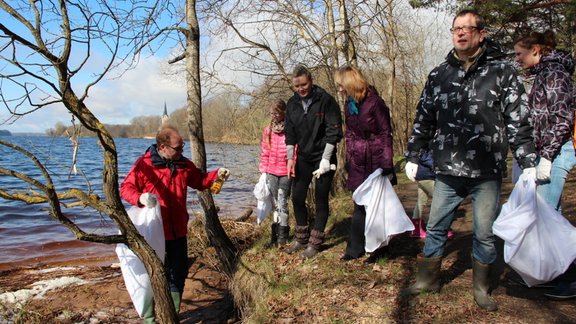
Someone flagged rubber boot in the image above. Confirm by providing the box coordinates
[171,291,182,312]
[402,254,442,296]
[141,298,155,323]
[286,225,308,254]
[278,225,290,245]
[265,223,279,249]
[301,229,325,259]
[472,258,498,311]
[410,218,424,238]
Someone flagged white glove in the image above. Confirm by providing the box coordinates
[405,161,418,182]
[312,159,335,179]
[536,158,552,181]
[218,168,230,180]
[522,167,536,179]
[139,193,157,208]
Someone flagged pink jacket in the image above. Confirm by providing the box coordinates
[259,126,291,176]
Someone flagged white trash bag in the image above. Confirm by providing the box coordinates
[353,168,414,252]
[493,173,576,287]
[254,173,273,224]
[115,205,165,317]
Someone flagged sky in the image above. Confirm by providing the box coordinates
[0,56,187,134]
[0,1,453,135]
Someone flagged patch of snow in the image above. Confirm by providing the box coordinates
[0,276,87,304]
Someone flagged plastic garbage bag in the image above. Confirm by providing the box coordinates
[115,205,165,317]
[254,173,273,224]
[493,173,576,287]
[353,168,414,252]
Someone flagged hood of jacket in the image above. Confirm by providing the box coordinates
[530,50,575,76]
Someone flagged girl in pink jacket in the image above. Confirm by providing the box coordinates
[259,99,293,248]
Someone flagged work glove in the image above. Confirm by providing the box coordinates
[405,161,418,182]
[312,159,335,179]
[139,193,158,208]
[218,168,231,180]
[536,158,552,181]
[522,167,536,179]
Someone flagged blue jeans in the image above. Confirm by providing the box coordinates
[537,141,576,211]
[423,175,501,264]
[266,174,292,226]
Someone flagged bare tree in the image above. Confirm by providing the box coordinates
[0,1,179,322]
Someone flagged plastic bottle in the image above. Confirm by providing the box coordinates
[210,174,226,194]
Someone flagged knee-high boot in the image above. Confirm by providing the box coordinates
[265,223,279,249]
[472,258,498,311]
[277,225,290,245]
[402,254,442,295]
[141,298,155,323]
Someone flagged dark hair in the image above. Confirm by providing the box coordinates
[453,9,486,31]
[292,65,312,80]
[514,30,557,56]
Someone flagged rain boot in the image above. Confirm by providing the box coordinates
[286,225,308,254]
[301,229,325,259]
[277,225,290,245]
[402,254,442,295]
[410,218,424,238]
[472,258,498,311]
[171,291,182,312]
[265,223,279,249]
[142,298,155,324]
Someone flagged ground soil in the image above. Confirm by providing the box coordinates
[2,172,576,323]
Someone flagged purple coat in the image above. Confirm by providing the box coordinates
[345,87,395,191]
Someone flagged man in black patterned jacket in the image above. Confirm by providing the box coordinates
[402,9,537,311]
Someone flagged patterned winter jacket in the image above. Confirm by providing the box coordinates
[406,39,537,178]
[527,50,575,161]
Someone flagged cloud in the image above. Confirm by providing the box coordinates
[0,56,186,134]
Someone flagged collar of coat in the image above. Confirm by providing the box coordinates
[147,144,187,176]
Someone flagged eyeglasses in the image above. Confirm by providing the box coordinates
[165,142,185,152]
[450,26,479,34]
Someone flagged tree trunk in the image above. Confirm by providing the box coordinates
[185,0,238,275]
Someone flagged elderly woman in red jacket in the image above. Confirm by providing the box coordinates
[334,66,395,261]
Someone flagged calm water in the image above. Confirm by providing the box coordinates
[0,136,260,270]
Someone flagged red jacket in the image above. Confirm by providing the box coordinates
[120,146,218,240]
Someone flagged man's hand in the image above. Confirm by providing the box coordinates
[312,159,335,179]
[139,193,158,208]
[536,158,552,181]
[218,168,230,180]
[405,162,418,182]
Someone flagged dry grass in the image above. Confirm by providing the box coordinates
[228,173,576,324]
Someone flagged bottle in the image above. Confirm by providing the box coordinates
[210,174,226,194]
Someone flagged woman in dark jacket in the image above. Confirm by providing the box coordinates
[334,66,395,261]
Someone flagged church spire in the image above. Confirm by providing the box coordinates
[161,101,169,128]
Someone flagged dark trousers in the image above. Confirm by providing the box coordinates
[345,203,366,257]
[291,158,334,232]
[165,236,188,293]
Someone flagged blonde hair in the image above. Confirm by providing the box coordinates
[334,66,369,103]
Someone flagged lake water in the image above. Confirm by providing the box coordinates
[0,136,260,270]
